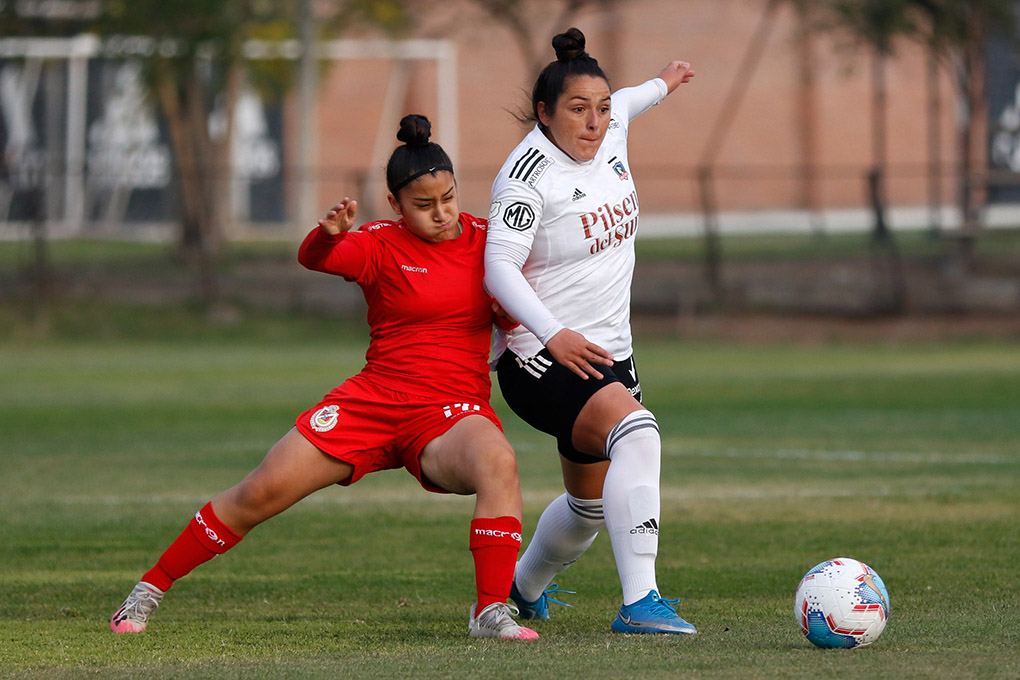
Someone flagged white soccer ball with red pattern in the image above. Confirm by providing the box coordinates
[794,557,890,648]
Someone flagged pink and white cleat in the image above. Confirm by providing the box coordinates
[468,602,540,640]
[110,581,164,633]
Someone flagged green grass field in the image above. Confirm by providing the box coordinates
[1,307,1018,679]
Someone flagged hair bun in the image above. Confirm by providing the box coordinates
[552,27,587,62]
[396,114,432,147]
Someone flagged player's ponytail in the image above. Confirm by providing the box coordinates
[529,28,609,130]
[386,114,454,196]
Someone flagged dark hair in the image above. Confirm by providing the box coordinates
[530,28,609,129]
[386,114,454,196]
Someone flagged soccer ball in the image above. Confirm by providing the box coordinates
[794,557,890,648]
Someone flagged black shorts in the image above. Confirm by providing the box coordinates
[495,348,642,464]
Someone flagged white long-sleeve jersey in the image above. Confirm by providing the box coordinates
[485,77,669,363]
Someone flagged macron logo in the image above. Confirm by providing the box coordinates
[401,264,428,274]
[474,529,523,542]
[195,510,226,547]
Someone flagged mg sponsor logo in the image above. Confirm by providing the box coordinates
[503,202,536,231]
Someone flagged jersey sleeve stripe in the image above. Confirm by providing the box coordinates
[521,153,547,181]
[509,148,544,181]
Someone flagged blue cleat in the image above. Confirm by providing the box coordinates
[509,581,575,620]
[610,590,697,635]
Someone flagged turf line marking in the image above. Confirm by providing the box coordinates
[664,447,1014,465]
[24,484,969,507]
[657,486,929,501]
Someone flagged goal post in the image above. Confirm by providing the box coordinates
[0,35,457,239]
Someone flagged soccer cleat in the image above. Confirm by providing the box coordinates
[610,590,697,635]
[110,581,165,633]
[509,581,575,620]
[468,602,540,640]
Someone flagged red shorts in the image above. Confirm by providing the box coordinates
[295,374,502,493]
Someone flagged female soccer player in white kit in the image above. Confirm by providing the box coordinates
[485,27,697,634]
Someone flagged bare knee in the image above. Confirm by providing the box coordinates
[562,457,609,499]
[419,417,521,513]
[471,441,521,518]
[478,439,519,486]
[234,475,277,511]
[214,472,284,532]
[572,385,644,455]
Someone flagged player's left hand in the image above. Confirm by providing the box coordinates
[491,299,520,331]
[658,61,695,94]
[546,328,613,381]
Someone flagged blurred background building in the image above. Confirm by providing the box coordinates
[2,0,1019,242]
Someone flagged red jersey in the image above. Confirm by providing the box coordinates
[298,212,494,403]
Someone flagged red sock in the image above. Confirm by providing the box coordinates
[142,502,242,592]
[469,516,523,611]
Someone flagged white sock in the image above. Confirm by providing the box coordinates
[602,409,661,605]
[514,493,604,602]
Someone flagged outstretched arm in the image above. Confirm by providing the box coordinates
[611,61,694,123]
[298,198,367,277]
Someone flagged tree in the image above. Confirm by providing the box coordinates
[907,0,1018,242]
[799,0,1018,239]
[87,1,297,311]
[775,0,1019,310]
[88,0,414,311]
[461,0,629,78]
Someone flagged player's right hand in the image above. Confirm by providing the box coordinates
[546,328,614,381]
[318,198,358,236]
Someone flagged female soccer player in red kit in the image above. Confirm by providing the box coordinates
[109,114,538,641]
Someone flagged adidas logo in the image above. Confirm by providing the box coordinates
[630,518,659,535]
[572,188,586,201]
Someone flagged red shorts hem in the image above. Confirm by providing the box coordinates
[295,374,501,493]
